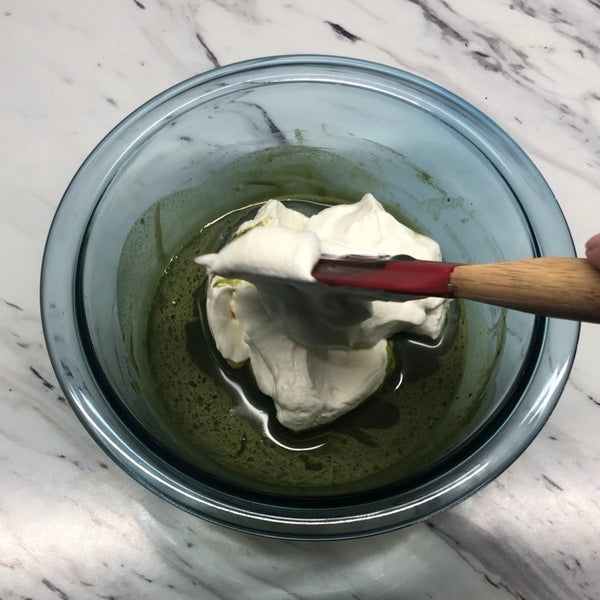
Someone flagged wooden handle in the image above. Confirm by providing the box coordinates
[449,257,600,323]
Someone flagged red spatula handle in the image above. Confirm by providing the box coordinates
[313,256,600,323]
[313,258,459,297]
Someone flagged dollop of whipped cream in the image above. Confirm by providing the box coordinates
[195,193,447,432]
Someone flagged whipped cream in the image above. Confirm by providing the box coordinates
[195,194,448,432]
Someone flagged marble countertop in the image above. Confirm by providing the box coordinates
[2,1,599,598]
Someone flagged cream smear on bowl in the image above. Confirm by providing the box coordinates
[195,193,448,432]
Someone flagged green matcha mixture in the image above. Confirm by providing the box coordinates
[145,199,467,494]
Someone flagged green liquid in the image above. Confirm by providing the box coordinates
[146,199,467,495]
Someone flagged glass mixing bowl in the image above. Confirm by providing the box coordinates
[41,55,578,539]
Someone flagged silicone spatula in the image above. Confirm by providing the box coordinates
[311,255,600,324]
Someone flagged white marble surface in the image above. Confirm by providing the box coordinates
[1,0,599,598]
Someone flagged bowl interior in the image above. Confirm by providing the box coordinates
[78,72,540,498]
